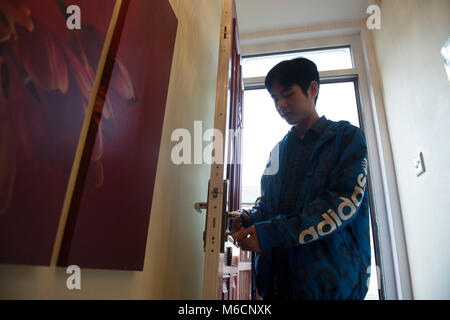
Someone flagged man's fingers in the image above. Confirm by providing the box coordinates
[232,227,247,241]
[237,233,257,251]
[237,226,255,236]
[237,239,252,251]
[233,225,254,240]
[233,226,260,252]
[241,212,251,225]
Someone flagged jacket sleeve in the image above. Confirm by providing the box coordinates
[254,126,369,251]
[243,196,264,228]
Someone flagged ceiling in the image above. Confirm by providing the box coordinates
[235,0,371,35]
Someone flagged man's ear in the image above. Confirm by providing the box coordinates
[308,81,319,100]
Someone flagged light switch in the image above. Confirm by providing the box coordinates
[414,152,425,177]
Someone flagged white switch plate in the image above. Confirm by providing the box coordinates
[414,152,425,177]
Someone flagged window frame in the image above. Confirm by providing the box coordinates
[242,45,354,78]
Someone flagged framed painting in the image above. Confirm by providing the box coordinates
[0,0,178,271]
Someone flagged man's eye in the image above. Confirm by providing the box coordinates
[283,92,294,98]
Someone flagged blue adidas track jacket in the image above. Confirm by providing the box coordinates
[244,119,371,300]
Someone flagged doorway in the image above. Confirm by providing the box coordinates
[241,48,382,300]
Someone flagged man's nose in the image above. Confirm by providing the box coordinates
[277,99,288,110]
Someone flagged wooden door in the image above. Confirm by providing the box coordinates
[202,0,251,300]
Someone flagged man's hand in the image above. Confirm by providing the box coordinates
[228,210,252,234]
[240,211,251,225]
[232,225,261,252]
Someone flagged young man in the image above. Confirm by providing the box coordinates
[232,58,371,300]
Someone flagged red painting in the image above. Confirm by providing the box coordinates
[0,0,116,265]
[60,0,178,271]
[0,0,178,270]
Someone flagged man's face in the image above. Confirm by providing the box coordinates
[270,80,317,125]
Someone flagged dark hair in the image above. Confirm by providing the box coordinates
[265,57,320,104]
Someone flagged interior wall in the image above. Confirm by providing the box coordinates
[371,0,450,299]
[0,0,221,299]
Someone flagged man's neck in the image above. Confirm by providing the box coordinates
[295,111,320,139]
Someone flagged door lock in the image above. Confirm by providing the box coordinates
[194,202,208,211]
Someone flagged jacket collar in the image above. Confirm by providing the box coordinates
[288,115,329,141]
[283,116,338,150]
[278,117,340,177]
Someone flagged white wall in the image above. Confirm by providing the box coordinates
[372,0,450,299]
[0,0,221,299]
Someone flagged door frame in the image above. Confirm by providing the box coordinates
[202,0,241,300]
